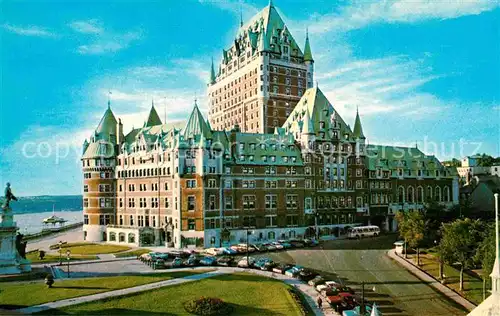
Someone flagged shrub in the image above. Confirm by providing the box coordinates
[183,297,232,315]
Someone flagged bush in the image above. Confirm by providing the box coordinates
[183,297,232,315]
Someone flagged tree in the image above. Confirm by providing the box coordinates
[438,218,484,291]
[396,210,425,264]
[474,223,496,277]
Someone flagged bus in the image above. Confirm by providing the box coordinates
[347,225,380,239]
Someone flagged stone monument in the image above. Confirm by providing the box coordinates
[0,183,32,274]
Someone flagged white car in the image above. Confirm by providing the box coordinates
[316,284,330,292]
[237,257,255,268]
[205,248,223,256]
[325,281,339,287]
[271,242,284,250]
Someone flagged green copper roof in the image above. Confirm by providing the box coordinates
[95,106,118,140]
[257,24,270,52]
[353,109,365,139]
[301,109,314,134]
[283,87,353,140]
[144,104,162,127]
[82,141,115,159]
[209,57,216,84]
[182,103,212,140]
[303,31,313,62]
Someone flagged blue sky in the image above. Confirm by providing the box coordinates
[0,0,499,196]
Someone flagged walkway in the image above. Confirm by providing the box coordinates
[387,249,476,311]
[18,266,337,315]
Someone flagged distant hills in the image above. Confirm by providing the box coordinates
[2,195,83,214]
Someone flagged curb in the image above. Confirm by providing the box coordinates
[387,249,476,311]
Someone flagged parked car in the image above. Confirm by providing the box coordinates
[289,240,305,248]
[254,258,272,270]
[238,244,256,253]
[298,269,318,281]
[284,265,303,277]
[217,256,234,266]
[277,240,292,249]
[139,253,152,262]
[200,256,217,266]
[262,260,277,271]
[271,242,285,250]
[152,259,167,269]
[262,243,277,251]
[250,243,267,252]
[303,239,319,247]
[308,275,325,286]
[184,255,199,267]
[170,257,184,268]
[205,248,223,256]
[221,247,238,255]
[237,257,256,268]
[273,263,294,274]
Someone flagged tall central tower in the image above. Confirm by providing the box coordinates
[207,2,314,134]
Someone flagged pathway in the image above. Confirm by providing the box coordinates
[17,266,336,315]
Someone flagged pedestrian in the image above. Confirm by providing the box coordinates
[317,296,323,309]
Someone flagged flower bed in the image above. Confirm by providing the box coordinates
[183,297,233,315]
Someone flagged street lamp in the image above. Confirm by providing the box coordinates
[66,249,71,278]
[58,241,63,266]
[360,281,376,315]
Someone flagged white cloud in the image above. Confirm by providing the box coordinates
[76,30,142,55]
[69,20,103,34]
[306,0,500,35]
[198,0,259,17]
[2,23,57,38]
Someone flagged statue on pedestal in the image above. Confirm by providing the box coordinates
[3,182,18,208]
[1,183,17,226]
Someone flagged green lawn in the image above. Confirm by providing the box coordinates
[0,270,213,309]
[54,243,131,255]
[27,252,98,264]
[408,253,489,305]
[113,249,151,258]
[59,273,306,315]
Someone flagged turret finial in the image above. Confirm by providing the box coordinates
[269,0,273,7]
[240,5,243,27]
[108,90,112,108]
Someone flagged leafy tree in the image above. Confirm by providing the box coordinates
[396,210,425,264]
[438,218,484,291]
[474,224,496,277]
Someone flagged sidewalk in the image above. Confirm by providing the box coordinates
[387,249,476,312]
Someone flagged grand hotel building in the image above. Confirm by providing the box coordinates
[81,3,459,248]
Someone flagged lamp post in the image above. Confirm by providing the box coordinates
[246,227,251,266]
[58,241,63,266]
[360,281,376,315]
[66,249,71,278]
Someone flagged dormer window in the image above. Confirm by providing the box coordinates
[240,155,245,161]
[250,143,256,150]
[319,121,325,129]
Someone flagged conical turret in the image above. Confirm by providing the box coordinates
[353,107,365,139]
[209,57,216,84]
[303,29,313,62]
[144,101,162,127]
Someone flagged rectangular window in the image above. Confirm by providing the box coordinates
[265,215,277,227]
[84,215,89,224]
[83,198,89,207]
[83,185,88,192]
[130,215,134,226]
[265,195,277,209]
[225,196,233,209]
[188,196,196,211]
[209,195,216,210]
[188,219,196,231]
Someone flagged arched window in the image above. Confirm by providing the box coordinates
[119,233,125,242]
[417,186,424,203]
[268,231,276,240]
[407,186,414,203]
[398,186,405,203]
[109,232,116,241]
[427,186,433,202]
[128,233,135,243]
[444,186,450,202]
[435,186,442,202]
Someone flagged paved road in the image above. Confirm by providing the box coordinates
[261,236,467,316]
[27,227,82,252]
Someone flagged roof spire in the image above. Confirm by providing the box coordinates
[269,0,273,8]
[144,101,162,127]
[107,90,112,108]
[240,5,243,27]
[304,28,314,62]
[209,57,216,84]
[353,106,365,139]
